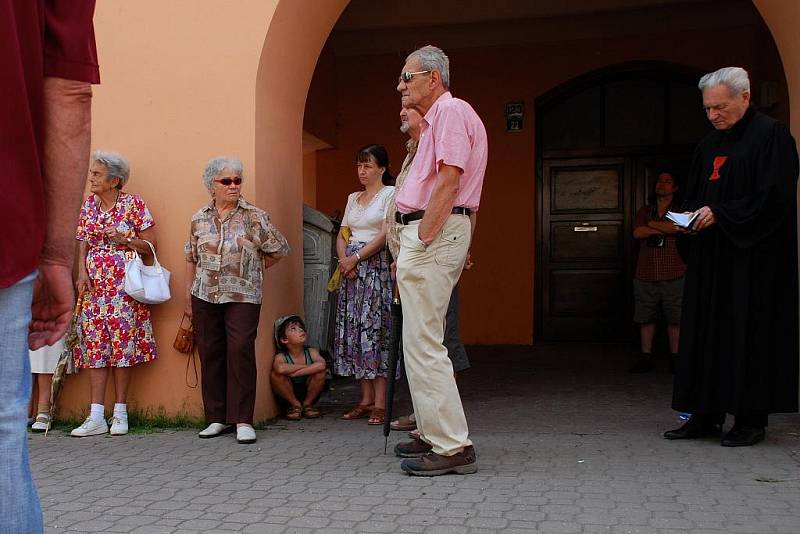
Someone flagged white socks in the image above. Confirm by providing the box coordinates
[90,403,105,422]
[113,403,128,420]
[89,403,127,422]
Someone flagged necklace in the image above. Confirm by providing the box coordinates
[98,190,120,214]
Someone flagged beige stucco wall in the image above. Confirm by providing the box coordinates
[58,0,347,422]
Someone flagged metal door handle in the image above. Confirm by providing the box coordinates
[573,226,598,232]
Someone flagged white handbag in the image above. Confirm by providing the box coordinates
[124,239,171,304]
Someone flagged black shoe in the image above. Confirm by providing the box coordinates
[721,425,765,447]
[629,355,654,373]
[663,420,722,440]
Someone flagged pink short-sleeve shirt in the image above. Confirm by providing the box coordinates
[395,92,488,214]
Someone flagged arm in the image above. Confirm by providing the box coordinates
[29,77,93,350]
[184,261,196,317]
[289,348,327,377]
[418,164,461,244]
[273,359,306,375]
[338,228,386,274]
[76,240,91,293]
[647,220,679,234]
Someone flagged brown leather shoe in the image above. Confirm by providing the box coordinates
[400,446,477,476]
[393,436,432,458]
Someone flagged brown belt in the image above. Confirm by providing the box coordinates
[395,206,471,225]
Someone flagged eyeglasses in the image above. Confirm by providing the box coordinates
[400,70,430,83]
[215,178,242,186]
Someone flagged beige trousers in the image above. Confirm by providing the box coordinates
[396,214,472,456]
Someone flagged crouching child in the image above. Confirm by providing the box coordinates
[271,315,327,420]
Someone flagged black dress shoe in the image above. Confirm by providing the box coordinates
[720,426,765,447]
[663,420,722,440]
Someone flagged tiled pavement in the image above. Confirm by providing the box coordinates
[30,345,800,533]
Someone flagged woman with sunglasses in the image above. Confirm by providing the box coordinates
[184,156,290,444]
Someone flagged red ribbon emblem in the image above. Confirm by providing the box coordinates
[709,156,727,181]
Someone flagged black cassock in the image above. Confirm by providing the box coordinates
[674,107,799,416]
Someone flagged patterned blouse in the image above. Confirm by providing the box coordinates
[185,197,290,305]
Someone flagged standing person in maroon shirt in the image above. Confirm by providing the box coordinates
[0,2,99,531]
[630,172,686,373]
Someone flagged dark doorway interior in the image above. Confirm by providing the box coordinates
[536,63,711,342]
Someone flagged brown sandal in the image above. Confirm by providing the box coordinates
[286,406,302,421]
[302,405,321,419]
[367,407,385,426]
[339,404,372,420]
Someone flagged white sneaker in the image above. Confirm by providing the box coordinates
[70,417,109,437]
[109,416,128,436]
[198,422,233,438]
[31,414,51,433]
[236,425,256,444]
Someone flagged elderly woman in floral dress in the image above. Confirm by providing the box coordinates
[71,150,159,438]
[185,156,290,444]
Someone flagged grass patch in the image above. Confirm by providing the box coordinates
[46,409,204,435]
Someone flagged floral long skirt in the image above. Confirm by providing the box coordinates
[332,242,392,379]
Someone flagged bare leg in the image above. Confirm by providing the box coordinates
[372,376,386,410]
[667,324,680,354]
[36,374,53,412]
[303,372,326,407]
[270,371,301,408]
[639,323,655,353]
[359,379,375,407]
[112,367,133,403]
[89,368,109,404]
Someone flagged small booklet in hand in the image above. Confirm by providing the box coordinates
[666,211,699,229]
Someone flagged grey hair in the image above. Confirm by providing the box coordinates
[698,67,750,95]
[202,156,244,192]
[92,150,130,189]
[407,45,450,89]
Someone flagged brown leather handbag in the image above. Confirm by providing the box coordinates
[173,313,195,354]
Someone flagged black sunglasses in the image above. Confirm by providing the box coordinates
[400,70,431,83]
[215,177,242,186]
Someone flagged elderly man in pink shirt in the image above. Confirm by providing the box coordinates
[392,45,488,476]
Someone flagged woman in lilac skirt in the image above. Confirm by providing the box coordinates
[333,145,394,425]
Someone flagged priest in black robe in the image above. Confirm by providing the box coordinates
[664,67,799,447]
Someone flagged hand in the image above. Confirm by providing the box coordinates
[103,226,126,245]
[345,270,357,280]
[692,206,716,231]
[76,268,92,294]
[338,254,359,274]
[184,297,193,319]
[463,251,473,271]
[390,261,397,280]
[29,263,75,350]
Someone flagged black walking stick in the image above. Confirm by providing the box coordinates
[383,286,403,453]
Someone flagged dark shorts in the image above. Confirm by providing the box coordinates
[633,276,684,324]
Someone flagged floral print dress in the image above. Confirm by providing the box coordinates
[73,192,158,368]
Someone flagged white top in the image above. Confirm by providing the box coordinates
[342,186,395,243]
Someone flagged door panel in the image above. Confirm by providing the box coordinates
[540,158,630,340]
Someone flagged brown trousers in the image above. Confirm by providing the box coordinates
[192,297,260,425]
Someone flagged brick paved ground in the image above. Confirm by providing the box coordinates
[30,345,800,533]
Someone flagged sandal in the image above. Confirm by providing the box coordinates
[390,413,416,432]
[286,406,302,421]
[367,407,385,426]
[302,405,321,419]
[339,404,372,420]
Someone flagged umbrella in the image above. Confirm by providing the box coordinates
[383,286,403,453]
[45,288,86,436]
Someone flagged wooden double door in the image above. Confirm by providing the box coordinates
[538,153,690,341]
